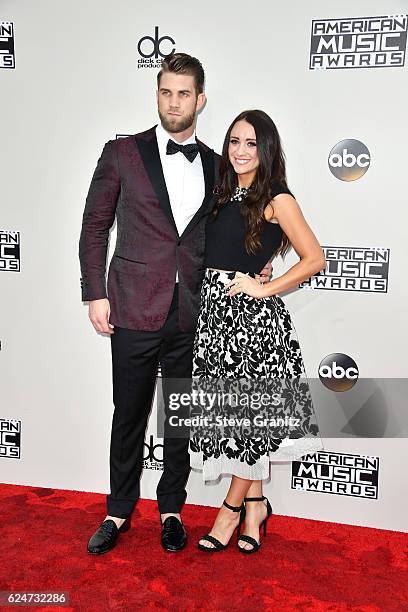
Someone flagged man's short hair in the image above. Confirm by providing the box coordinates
[157,52,205,95]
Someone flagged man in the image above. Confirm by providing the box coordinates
[79,52,270,554]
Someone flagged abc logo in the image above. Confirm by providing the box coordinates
[318,353,359,391]
[143,434,164,463]
[137,26,175,59]
[328,139,370,181]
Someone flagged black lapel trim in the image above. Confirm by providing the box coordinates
[179,142,216,239]
[135,128,179,237]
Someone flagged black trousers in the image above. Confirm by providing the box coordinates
[106,285,194,518]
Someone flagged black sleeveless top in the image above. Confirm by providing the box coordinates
[204,181,294,274]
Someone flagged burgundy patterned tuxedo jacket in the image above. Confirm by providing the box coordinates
[79,126,220,332]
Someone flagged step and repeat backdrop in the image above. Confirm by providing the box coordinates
[1,0,407,532]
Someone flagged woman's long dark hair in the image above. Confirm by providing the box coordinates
[214,109,291,258]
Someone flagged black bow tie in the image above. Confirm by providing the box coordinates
[166,139,200,162]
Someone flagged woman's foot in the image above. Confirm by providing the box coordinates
[199,503,243,549]
[238,499,268,551]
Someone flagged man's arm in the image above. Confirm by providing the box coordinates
[79,140,120,333]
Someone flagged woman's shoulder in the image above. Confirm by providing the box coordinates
[270,179,295,200]
[264,180,296,222]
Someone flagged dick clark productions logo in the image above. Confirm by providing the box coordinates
[143,435,163,470]
[137,26,175,69]
[328,139,371,181]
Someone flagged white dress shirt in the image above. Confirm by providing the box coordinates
[156,123,205,283]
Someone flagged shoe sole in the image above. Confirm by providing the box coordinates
[87,545,117,555]
[161,539,187,552]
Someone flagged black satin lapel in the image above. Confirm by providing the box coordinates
[135,132,179,237]
[201,145,215,201]
[180,145,215,239]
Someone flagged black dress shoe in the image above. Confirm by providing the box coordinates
[161,516,187,552]
[87,518,131,555]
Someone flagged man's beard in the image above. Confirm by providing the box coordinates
[158,109,196,134]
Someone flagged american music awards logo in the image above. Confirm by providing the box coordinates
[300,246,390,293]
[0,230,20,271]
[292,451,379,499]
[0,418,21,458]
[310,15,407,69]
[137,26,175,69]
[0,21,15,69]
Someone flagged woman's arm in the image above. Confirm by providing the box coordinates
[226,194,326,298]
[261,193,326,296]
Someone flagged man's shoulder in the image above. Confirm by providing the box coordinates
[104,126,156,148]
[196,136,215,153]
[196,137,221,163]
[98,127,156,160]
[114,126,156,146]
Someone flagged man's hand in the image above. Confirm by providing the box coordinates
[256,260,273,284]
[89,298,114,334]
[226,272,268,298]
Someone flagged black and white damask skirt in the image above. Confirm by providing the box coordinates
[189,268,324,482]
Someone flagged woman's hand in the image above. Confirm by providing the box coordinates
[225,272,269,298]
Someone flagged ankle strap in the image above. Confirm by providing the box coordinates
[244,496,265,502]
[223,500,243,512]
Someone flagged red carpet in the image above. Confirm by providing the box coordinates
[0,483,407,611]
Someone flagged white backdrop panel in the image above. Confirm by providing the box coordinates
[0,0,407,532]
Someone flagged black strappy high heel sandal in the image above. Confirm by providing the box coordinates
[198,499,246,552]
[237,496,272,554]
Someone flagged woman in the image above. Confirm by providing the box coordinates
[189,110,326,554]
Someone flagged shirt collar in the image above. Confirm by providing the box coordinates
[156,122,197,152]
